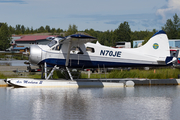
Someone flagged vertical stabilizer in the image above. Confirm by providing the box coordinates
[136,30,170,61]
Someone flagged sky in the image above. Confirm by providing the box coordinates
[0,0,180,32]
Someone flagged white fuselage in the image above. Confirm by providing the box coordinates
[29,31,171,68]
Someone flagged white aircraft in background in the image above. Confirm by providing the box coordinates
[28,30,175,80]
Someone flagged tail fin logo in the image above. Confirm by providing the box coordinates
[153,43,159,49]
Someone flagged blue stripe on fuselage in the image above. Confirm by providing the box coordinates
[38,58,165,68]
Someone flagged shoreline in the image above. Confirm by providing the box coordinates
[0,65,38,76]
[0,66,38,71]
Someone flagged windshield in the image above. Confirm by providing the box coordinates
[47,40,57,47]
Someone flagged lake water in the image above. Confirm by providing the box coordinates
[1,86,180,120]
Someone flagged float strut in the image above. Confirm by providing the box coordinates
[44,62,47,79]
[41,65,44,79]
[66,67,73,81]
[46,65,57,80]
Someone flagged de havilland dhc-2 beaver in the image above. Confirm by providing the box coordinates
[5,30,178,87]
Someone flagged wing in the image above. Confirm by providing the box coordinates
[60,34,97,43]
[58,34,96,67]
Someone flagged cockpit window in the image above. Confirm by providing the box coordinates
[48,40,57,47]
[55,44,62,50]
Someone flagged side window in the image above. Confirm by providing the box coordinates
[86,47,95,53]
[70,46,84,54]
[48,40,57,48]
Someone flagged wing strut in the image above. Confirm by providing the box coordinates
[65,39,74,81]
[65,40,72,66]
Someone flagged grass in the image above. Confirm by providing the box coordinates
[81,68,180,79]
[0,73,8,79]
[27,73,41,79]
[0,53,29,60]
[81,73,108,79]
[1,67,180,79]
[0,72,41,79]
[13,55,29,60]
[52,70,67,79]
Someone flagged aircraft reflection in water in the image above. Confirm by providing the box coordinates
[1,87,173,120]
[29,30,175,80]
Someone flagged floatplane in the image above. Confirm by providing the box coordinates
[5,30,177,87]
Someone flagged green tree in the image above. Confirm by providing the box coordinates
[45,25,51,32]
[21,25,25,34]
[30,27,34,34]
[15,24,21,35]
[142,30,154,45]
[162,13,180,39]
[173,13,180,38]
[151,29,158,34]
[9,25,15,35]
[38,26,45,33]
[0,23,11,50]
[65,24,78,36]
[84,28,98,37]
[116,21,131,43]
[56,28,63,35]
[25,27,30,34]
[51,28,56,35]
